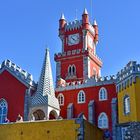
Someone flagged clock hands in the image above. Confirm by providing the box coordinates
[68,34,80,46]
[71,36,77,41]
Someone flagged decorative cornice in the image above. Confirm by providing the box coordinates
[56,75,116,92]
[54,48,102,64]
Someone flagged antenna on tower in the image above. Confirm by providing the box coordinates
[90,0,93,22]
[75,9,78,20]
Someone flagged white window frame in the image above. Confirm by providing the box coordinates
[124,95,130,115]
[57,93,64,106]
[77,90,85,104]
[98,112,108,129]
[0,98,8,124]
[99,87,108,101]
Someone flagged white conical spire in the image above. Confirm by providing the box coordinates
[83,8,88,14]
[30,48,60,118]
[93,19,98,26]
[31,48,59,109]
[60,13,65,20]
[36,48,54,96]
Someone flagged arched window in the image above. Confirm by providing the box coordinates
[68,65,72,76]
[0,99,8,123]
[33,109,45,120]
[68,65,76,76]
[72,65,76,76]
[99,87,108,101]
[57,93,64,106]
[98,112,108,129]
[78,90,85,104]
[124,95,130,115]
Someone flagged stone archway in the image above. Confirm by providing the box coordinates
[33,109,45,120]
[49,110,58,120]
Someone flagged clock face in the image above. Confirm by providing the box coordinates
[68,33,80,46]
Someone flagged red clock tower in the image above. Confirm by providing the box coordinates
[55,9,102,85]
[55,9,117,139]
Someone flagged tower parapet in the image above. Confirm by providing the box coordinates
[65,20,82,31]
[116,61,140,92]
[56,75,116,92]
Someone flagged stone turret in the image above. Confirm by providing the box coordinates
[93,19,99,43]
[59,13,66,36]
[82,8,89,29]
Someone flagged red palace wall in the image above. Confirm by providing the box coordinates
[55,83,117,133]
[0,70,27,122]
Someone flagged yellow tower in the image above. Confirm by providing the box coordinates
[116,61,140,138]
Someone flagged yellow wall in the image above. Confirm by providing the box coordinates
[118,77,140,124]
[0,119,103,140]
[135,78,140,121]
[84,121,103,140]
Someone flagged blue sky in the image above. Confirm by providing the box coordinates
[0,0,140,82]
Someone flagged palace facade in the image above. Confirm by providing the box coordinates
[0,8,140,140]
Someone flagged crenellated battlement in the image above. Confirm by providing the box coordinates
[117,61,140,82]
[116,61,140,93]
[59,9,97,37]
[65,20,82,31]
[64,20,95,35]
[0,59,36,87]
[56,75,116,91]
